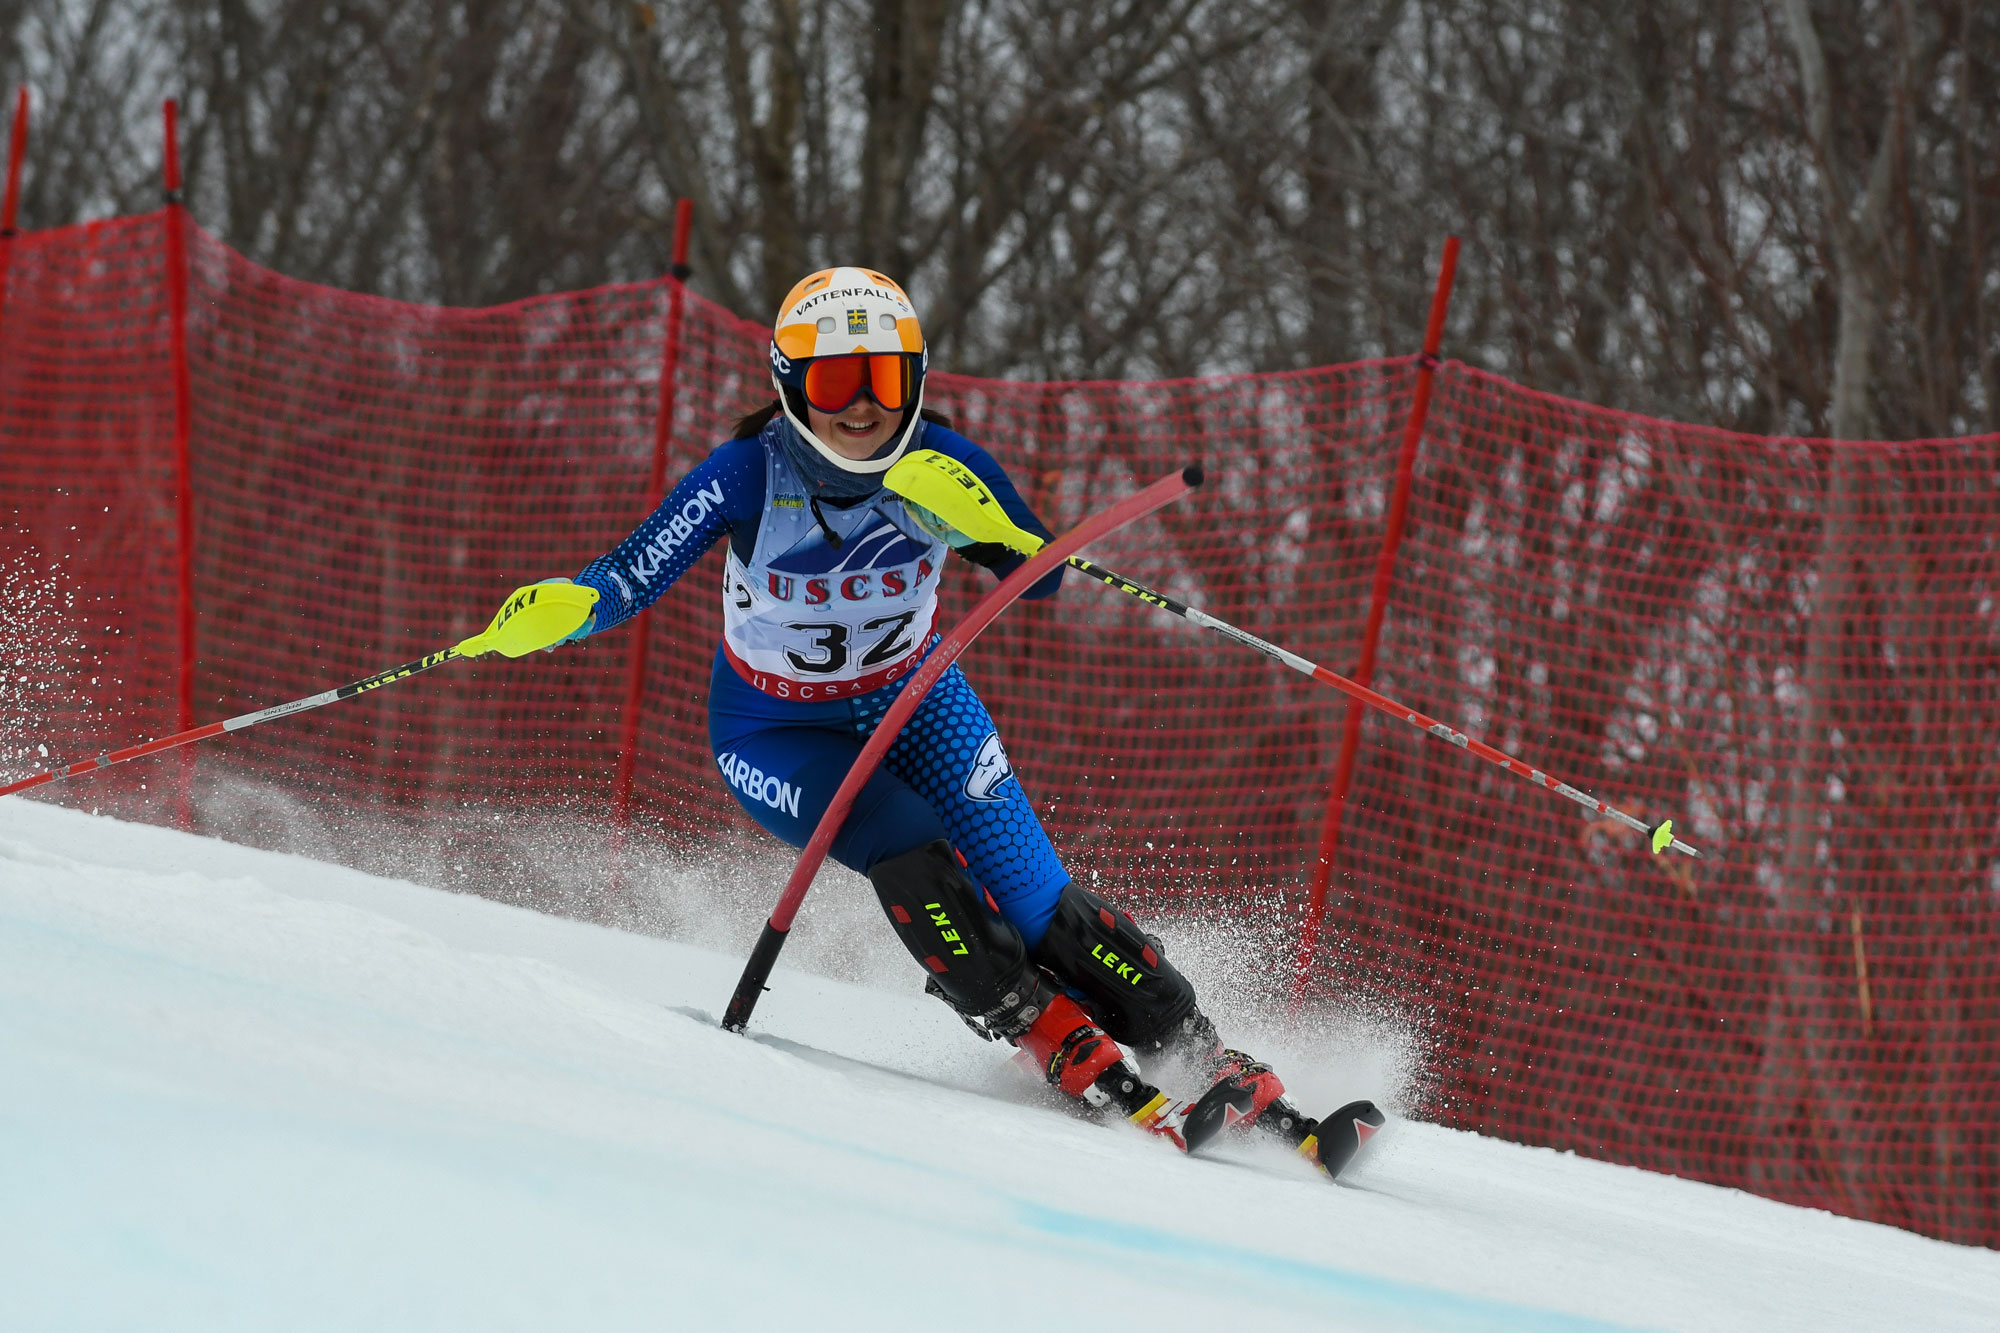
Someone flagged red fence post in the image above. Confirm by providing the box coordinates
[0,88,28,322]
[162,99,197,830]
[611,196,696,834]
[1292,235,1460,1004]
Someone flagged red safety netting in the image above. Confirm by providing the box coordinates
[0,216,178,805]
[1324,371,2000,1245]
[1,213,1995,1248]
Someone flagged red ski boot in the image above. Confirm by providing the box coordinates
[1014,993,1217,1151]
[1183,1049,1386,1177]
[1162,1027,1344,1159]
[1195,1048,1290,1135]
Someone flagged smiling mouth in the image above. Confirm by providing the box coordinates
[835,419,880,436]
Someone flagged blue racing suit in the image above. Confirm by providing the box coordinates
[575,418,1072,947]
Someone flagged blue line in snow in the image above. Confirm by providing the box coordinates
[1013,1200,1651,1333]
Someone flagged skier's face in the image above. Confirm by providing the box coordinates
[808,396,897,460]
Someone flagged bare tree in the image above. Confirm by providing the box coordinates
[0,0,1988,425]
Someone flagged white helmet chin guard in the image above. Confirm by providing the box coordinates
[768,266,929,475]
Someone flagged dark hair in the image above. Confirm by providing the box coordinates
[731,398,954,439]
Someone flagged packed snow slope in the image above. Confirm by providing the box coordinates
[3,800,1996,1333]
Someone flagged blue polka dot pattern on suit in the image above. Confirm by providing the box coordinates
[853,661,1071,949]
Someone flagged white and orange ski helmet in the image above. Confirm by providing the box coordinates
[768,266,928,474]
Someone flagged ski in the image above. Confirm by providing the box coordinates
[1289,1099,1388,1181]
[1177,1050,1388,1182]
[1014,1045,1386,1181]
[1193,1080,1388,1182]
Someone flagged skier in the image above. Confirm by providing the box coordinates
[491,266,1316,1156]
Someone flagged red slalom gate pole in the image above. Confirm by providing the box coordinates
[610,197,696,835]
[721,463,1204,1033]
[162,99,197,831]
[1293,236,1460,1006]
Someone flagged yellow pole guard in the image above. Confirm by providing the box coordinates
[885,449,1046,555]
[455,582,600,658]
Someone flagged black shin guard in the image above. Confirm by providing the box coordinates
[1032,882,1209,1053]
[868,840,1050,1040]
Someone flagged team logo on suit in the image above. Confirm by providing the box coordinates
[963,731,1015,803]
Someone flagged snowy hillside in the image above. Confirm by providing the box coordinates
[3,799,1995,1332]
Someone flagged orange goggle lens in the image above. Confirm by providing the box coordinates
[801,353,914,413]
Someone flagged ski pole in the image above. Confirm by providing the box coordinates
[0,581,598,801]
[1059,554,1700,857]
[885,449,1701,860]
[721,463,1205,1033]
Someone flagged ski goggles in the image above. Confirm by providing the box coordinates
[781,352,921,414]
